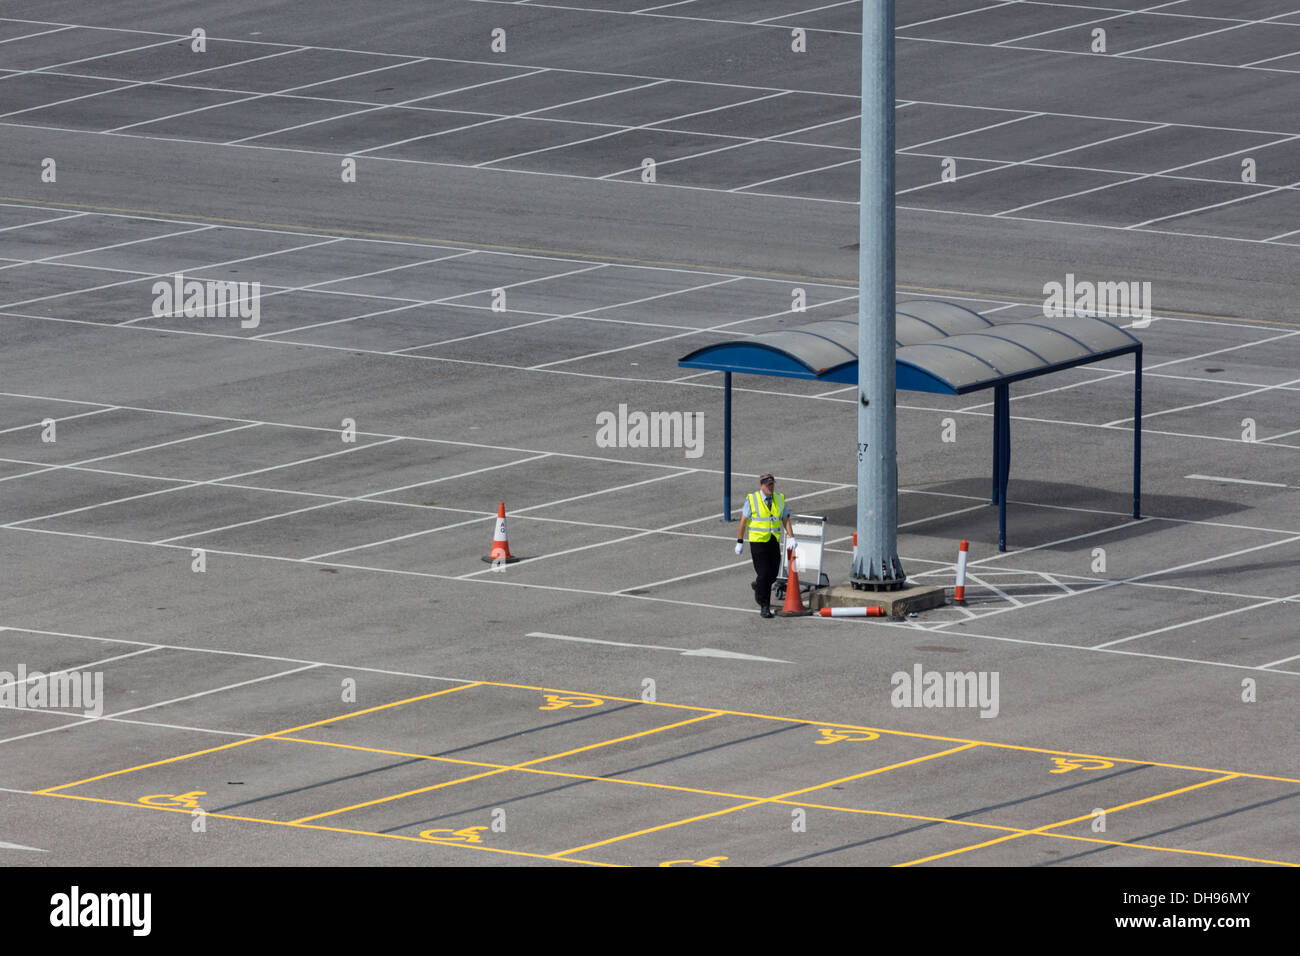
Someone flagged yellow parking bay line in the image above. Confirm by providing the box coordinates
[291,711,724,824]
[274,734,761,802]
[470,680,1300,786]
[550,743,979,859]
[36,682,483,794]
[39,724,1293,866]
[38,675,1298,866]
[38,790,617,866]
[279,734,1292,863]
[894,773,1243,867]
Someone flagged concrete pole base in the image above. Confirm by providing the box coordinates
[810,583,948,617]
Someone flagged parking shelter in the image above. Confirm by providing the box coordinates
[678,300,1143,551]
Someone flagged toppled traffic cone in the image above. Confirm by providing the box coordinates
[481,502,520,564]
[818,606,886,617]
[778,546,811,617]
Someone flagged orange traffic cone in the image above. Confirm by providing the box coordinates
[481,502,520,564]
[778,546,811,616]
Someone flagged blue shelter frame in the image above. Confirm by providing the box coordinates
[678,301,1143,551]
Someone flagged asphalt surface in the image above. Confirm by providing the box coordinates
[0,0,1296,869]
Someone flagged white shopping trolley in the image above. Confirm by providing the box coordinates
[774,513,830,600]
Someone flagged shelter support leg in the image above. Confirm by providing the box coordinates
[991,391,1002,505]
[997,384,1010,552]
[1133,346,1142,520]
[722,371,732,521]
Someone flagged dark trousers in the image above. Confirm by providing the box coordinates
[750,538,781,608]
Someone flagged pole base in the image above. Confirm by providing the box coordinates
[849,576,907,592]
[850,554,907,591]
[812,583,947,616]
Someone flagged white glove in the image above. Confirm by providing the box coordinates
[734,541,744,555]
[788,539,798,554]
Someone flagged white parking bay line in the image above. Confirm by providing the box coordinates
[527,631,791,663]
[0,662,322,746]
[0,645,161,687]
[0,840,46,853]
[1186,474,1291,489]
[105,663,322,718]
[1092,591,1300,650]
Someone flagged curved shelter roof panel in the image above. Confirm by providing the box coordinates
[895,300,995,346]
[678,318,858,380]
[678,303,1141,394]
[895,317,1141,394]
[678,301,999,382]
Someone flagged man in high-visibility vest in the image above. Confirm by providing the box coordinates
[734,473,795,618]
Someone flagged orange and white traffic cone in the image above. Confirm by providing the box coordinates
[953,539,969,604]
[481,502,520,564]
[779,546,811,616]
[818,606,886,618]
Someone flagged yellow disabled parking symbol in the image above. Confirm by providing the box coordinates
[660,856,727,867]
[815,728,880,745]
[420,826,489,844]
[539,694,603,711]
[139,790,206,809]
[1050,757,1114,774]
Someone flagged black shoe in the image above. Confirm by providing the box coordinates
[760,606,775,618]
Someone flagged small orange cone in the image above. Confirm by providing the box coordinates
[481,502,520,564]
[778,546,811,616]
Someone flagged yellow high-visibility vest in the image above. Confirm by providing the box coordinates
[746,492,785,542]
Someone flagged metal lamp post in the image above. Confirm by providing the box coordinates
[851,0,906,590]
